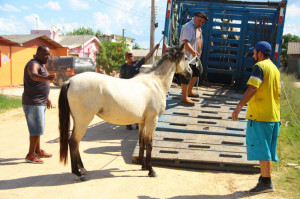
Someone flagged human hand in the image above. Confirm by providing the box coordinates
[231,106,241,121]
[191,51,199,58]
[46,99,52,109]
[47,73,56,81]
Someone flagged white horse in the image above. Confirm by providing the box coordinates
[59,44,192,181]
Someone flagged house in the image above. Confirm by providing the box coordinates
[0,34,67,87]
[287,41,300,78]
[55,35,100,62]
[31,30,100,62]
[98,34,135,50]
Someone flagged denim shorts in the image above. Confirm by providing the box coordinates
[246,120,281,162]
[23,105,46,136]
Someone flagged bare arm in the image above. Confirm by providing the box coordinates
[145,44,160,62]
[27,62,56,82]
[182,40,199,57]
[231,85,258,121]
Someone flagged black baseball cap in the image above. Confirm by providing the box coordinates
[194,12,208,20]
[125,51,133,57]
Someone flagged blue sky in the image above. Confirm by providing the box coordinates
[0,0,300,48]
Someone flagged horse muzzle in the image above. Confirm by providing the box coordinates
[183,68,192,80]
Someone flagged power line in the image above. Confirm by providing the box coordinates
[95,0,164,22]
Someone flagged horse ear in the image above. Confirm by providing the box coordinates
[179,44,184,51]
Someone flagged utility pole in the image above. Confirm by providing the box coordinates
[150,0,155,64]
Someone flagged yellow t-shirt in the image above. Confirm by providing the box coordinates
[246,59,281,122]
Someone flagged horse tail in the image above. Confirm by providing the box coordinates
[59,81,70,165]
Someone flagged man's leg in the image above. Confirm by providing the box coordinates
[29,135,40,155]
[34,136,41,154]
[181,83,195,104]
[187,77,199,97]
[260,160,271,177]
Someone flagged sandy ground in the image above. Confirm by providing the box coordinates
[0,85,284,199]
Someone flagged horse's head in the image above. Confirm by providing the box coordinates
[162,44,192,79]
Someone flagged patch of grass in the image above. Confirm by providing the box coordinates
[272,73,300,198]
[0,94,22,113]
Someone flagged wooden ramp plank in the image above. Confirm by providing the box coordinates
[132,86,259,173]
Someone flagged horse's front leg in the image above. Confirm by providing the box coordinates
[145,116,158,177]
[138,122,146,170]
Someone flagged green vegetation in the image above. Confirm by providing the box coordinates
[271,73,300,198]
[281,34,300,63]
[0,94,22,113]
[132,42,141,49]
[66,26,103,37]
[96,39,129,76]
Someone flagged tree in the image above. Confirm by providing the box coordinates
[281,33,300,62]
[66,26,103,36]
[96,39,129,75]
[132,42,141,49]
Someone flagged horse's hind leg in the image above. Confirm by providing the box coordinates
[145,116,158,177]
[138,122,146,170]
[77,149,87,175]
[69,123,89,181]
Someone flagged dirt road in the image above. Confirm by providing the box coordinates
[0,86,282,199]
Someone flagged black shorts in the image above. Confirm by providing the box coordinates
[178,64,200,85]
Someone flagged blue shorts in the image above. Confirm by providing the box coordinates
[23,105,46,136]
[246,120,281,161]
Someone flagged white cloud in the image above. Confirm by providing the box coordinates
[59,22,80,33]
[284,24,300,36]
[68,0,89,10]
[0,3,20,12]
[21,6,29,10]
[46,1,61,11]
[93,12,112,34]
[0,18,18,33]
[24,14,46,30]
[286,4,300,18]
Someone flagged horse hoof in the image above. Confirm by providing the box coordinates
[80,168,88,175]
[148,171,157,177]
[77,176,87,182]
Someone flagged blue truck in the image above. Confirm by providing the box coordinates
[163,0,287,88]
[133,0,288,172]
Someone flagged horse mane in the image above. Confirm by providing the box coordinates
[140,45,185,74]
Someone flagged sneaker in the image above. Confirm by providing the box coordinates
[36,150,53,158]
[25,154,44,164]
[249,181,275,193]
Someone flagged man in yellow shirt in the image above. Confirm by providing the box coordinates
[232,41,281,193]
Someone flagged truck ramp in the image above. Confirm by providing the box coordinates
[132,86,259,173]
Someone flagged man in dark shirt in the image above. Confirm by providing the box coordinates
[22,46,56,164]
[120,43,159,130]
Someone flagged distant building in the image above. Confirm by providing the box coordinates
[55,35,100,62]
[132,48,162,64]
[31,30,100,62]
[0,34,67,87]
[287,41,300,78]
[98,34,135,50]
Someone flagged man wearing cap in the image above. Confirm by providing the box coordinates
[120,43,159,130]
[232,41,281,193]
[178,11,208,105]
